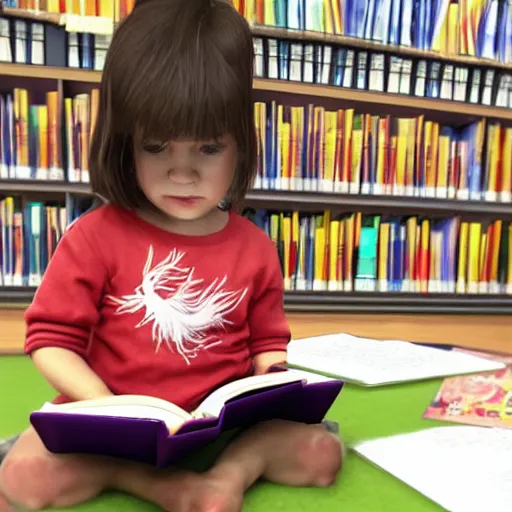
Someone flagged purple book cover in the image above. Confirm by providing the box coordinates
[30,380,343,468]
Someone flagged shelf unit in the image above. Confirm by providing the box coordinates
[3,5,512,71]
[0,63,510,125]
[1,287,510,314]
[0,9,511,314]
[2,180,511,218]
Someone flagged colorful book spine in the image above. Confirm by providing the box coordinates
[0,195,89,287]
[254,101,512,202]
[246,208,512,295]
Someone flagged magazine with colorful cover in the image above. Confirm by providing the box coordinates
[424,349,512,429]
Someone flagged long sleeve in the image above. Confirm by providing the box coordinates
[247,243,291,356]
[24,222,108,358]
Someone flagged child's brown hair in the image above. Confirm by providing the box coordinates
[90,0,256,210]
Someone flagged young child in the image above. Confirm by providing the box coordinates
[0,0,342,510]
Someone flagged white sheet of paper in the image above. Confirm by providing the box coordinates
[353,426,512,512]
[286,333,505,386]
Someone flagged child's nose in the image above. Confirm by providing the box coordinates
[167,166,196,184]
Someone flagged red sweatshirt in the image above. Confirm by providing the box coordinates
[25,205,290,411]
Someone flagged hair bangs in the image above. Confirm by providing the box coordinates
[121,34,244,146]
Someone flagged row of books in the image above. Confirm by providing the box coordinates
[2,13,512,112]
[254,101,512,201]
[7,1,512,65]
[3,14,511,112]
[244,0,512,64]
[0,15,112,70]
[2,86,512,200]
[2,195,511,295]
[0,88,65,181]
[2,1,129,20]
[0,194,90,286]
[244,208,512,295]
[0,87,99,183]
[255,37,512,109]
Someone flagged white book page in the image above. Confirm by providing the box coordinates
[353,426,512,512]
[286,333,505,386]
[39,394,192,430]
[194,371,306,419]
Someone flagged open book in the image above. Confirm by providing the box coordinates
[286,333,506,386]
[30,369,343,467]
[36,370,326,432]
[353,426,512,512]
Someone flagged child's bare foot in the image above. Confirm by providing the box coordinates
[214,420,343,489]
[150,469,244,512]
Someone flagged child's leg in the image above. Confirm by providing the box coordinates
[0,421,342,512]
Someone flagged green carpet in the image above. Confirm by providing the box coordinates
[0,356,448,511]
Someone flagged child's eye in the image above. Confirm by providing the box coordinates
[200,144,223,156]
[142,142,168,154]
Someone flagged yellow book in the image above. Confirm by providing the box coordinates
[375,118,386,194]
[90,89,99,140]
[447,3,459,55]
[437,130,450,197]
[378,222,390,292]
[467,222,482,293]
[420,219,430,294]
[456,222,469,293]
[264,0,276,25]
[324,111,337,191]
[394,118,408,196]
[314,223,326,291]
[282,214,291,291]
[99,0,115,18]
[46,0,60,12]
[37,106,48,181]
[281,122,291,190]
[328,220,340,291]
[14,89,29,179]
[290,107,302,189]
[324,0,334,34]
[502,129,512,202]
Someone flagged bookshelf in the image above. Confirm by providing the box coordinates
[2,6,512,71]
[0,63,511,125]
[0,5,511,315]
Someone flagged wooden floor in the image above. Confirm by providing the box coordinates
[1,308,511,354]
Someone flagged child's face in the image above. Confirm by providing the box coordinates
[134,134,236,222]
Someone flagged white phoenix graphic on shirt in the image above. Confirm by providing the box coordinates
[106,246,247,364]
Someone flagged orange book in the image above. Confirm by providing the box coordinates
[47,91,62,180]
